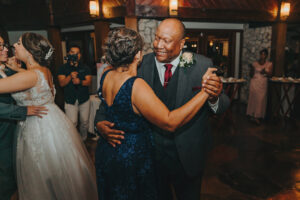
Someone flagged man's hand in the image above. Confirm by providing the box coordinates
[6,56,24,72]
[27,106,48,118]
[202,74,223,103]
[70,71,78,79]
[96,120,125,147]
[72,78,80,85]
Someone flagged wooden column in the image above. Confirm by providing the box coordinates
[271,22,287,76]
[268,21,288,119]
[47,26,64,109]
[94,21,110,60]
[125,16,138,32]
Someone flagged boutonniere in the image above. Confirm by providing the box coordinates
[179,52,196,69]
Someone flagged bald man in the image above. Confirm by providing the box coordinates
[95,18,229,200]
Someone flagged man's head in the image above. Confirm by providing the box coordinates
[153,18,186,63]
[67,45,81,65]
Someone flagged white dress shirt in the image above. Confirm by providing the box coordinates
[0,64,7,78]
[154,52,219,113]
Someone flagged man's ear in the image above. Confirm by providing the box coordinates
[180,39,186,50]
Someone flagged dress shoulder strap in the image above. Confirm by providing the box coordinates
[97,69,112,99]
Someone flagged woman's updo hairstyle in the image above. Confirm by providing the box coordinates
[103,27,144,68]
[21,32,54,67]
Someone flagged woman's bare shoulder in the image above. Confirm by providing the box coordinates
[133,77,150,89]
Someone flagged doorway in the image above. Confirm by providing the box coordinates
[185,29,242,78]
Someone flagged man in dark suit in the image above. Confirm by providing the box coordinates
[95,18,229,199]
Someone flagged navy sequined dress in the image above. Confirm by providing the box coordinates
[95,70,158,200]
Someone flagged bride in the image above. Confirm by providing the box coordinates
[0,32,98,200]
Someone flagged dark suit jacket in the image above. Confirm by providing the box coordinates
[0,71,27,150]
[94,52,229,177]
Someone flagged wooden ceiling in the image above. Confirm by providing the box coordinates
[0,0,299,30]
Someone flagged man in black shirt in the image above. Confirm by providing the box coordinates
[58,45,92,140]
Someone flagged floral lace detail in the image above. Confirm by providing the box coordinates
[17,119,44,163]
[11,69,55,106]
[12,69,55,163]
[96,70,157,199]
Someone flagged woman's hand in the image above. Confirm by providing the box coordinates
[6,56,24,72]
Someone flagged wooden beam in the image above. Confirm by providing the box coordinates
[271,22,287,76]
[47,26,64,109]
[125,16,137,31]
[135,5,278,22]
[102,6,126,18]
[126,0,136,16]
[94,21,110,60]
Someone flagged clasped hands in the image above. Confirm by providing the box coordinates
[71,71,80,85]
[202,68,223,103]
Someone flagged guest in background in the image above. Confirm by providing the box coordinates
[58,45,92,140]
[247,48,273,125]
[96,56,109,91]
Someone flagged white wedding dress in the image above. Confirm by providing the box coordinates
[11,69,98,200]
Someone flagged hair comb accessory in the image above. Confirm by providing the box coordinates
[45,48,54,60]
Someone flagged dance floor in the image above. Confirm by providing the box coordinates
[85,102,300,200]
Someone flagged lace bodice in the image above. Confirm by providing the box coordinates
[12,69,55,106]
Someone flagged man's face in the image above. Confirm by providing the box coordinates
[153,22,185,63]
[69,47,81,61]
[0,37,8,63]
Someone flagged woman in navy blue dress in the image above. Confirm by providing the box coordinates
[95,27,215,200]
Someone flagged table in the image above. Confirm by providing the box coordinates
[269,77,300,118]
[88,95,101,134]
[218,78,246,126]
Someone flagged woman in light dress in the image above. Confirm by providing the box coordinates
[247,49,273,125]
[0,32,98,200]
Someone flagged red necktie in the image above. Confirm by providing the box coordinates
[164,64,173,88]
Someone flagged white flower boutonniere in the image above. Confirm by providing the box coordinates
[179,52,195,68]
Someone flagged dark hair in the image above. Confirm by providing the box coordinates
[103,27,144,68]
[67,44,81,53]
[21,32,54,67]
[260,48,268,56]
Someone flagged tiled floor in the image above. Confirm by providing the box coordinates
[86,103,300,200]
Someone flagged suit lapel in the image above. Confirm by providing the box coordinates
[175,65,191,107]
[142,54,156,88]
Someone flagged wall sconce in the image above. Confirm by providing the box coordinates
[89,0,100,17]
[280,1,290,19]
[169,0,178,16]
[209,41,213,47]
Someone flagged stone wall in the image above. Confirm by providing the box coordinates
[240,25,272,103]
[138,19,158,54]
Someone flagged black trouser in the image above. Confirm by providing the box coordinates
[154,133,203,200]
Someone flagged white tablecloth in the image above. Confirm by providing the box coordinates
[88,95,101,134]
